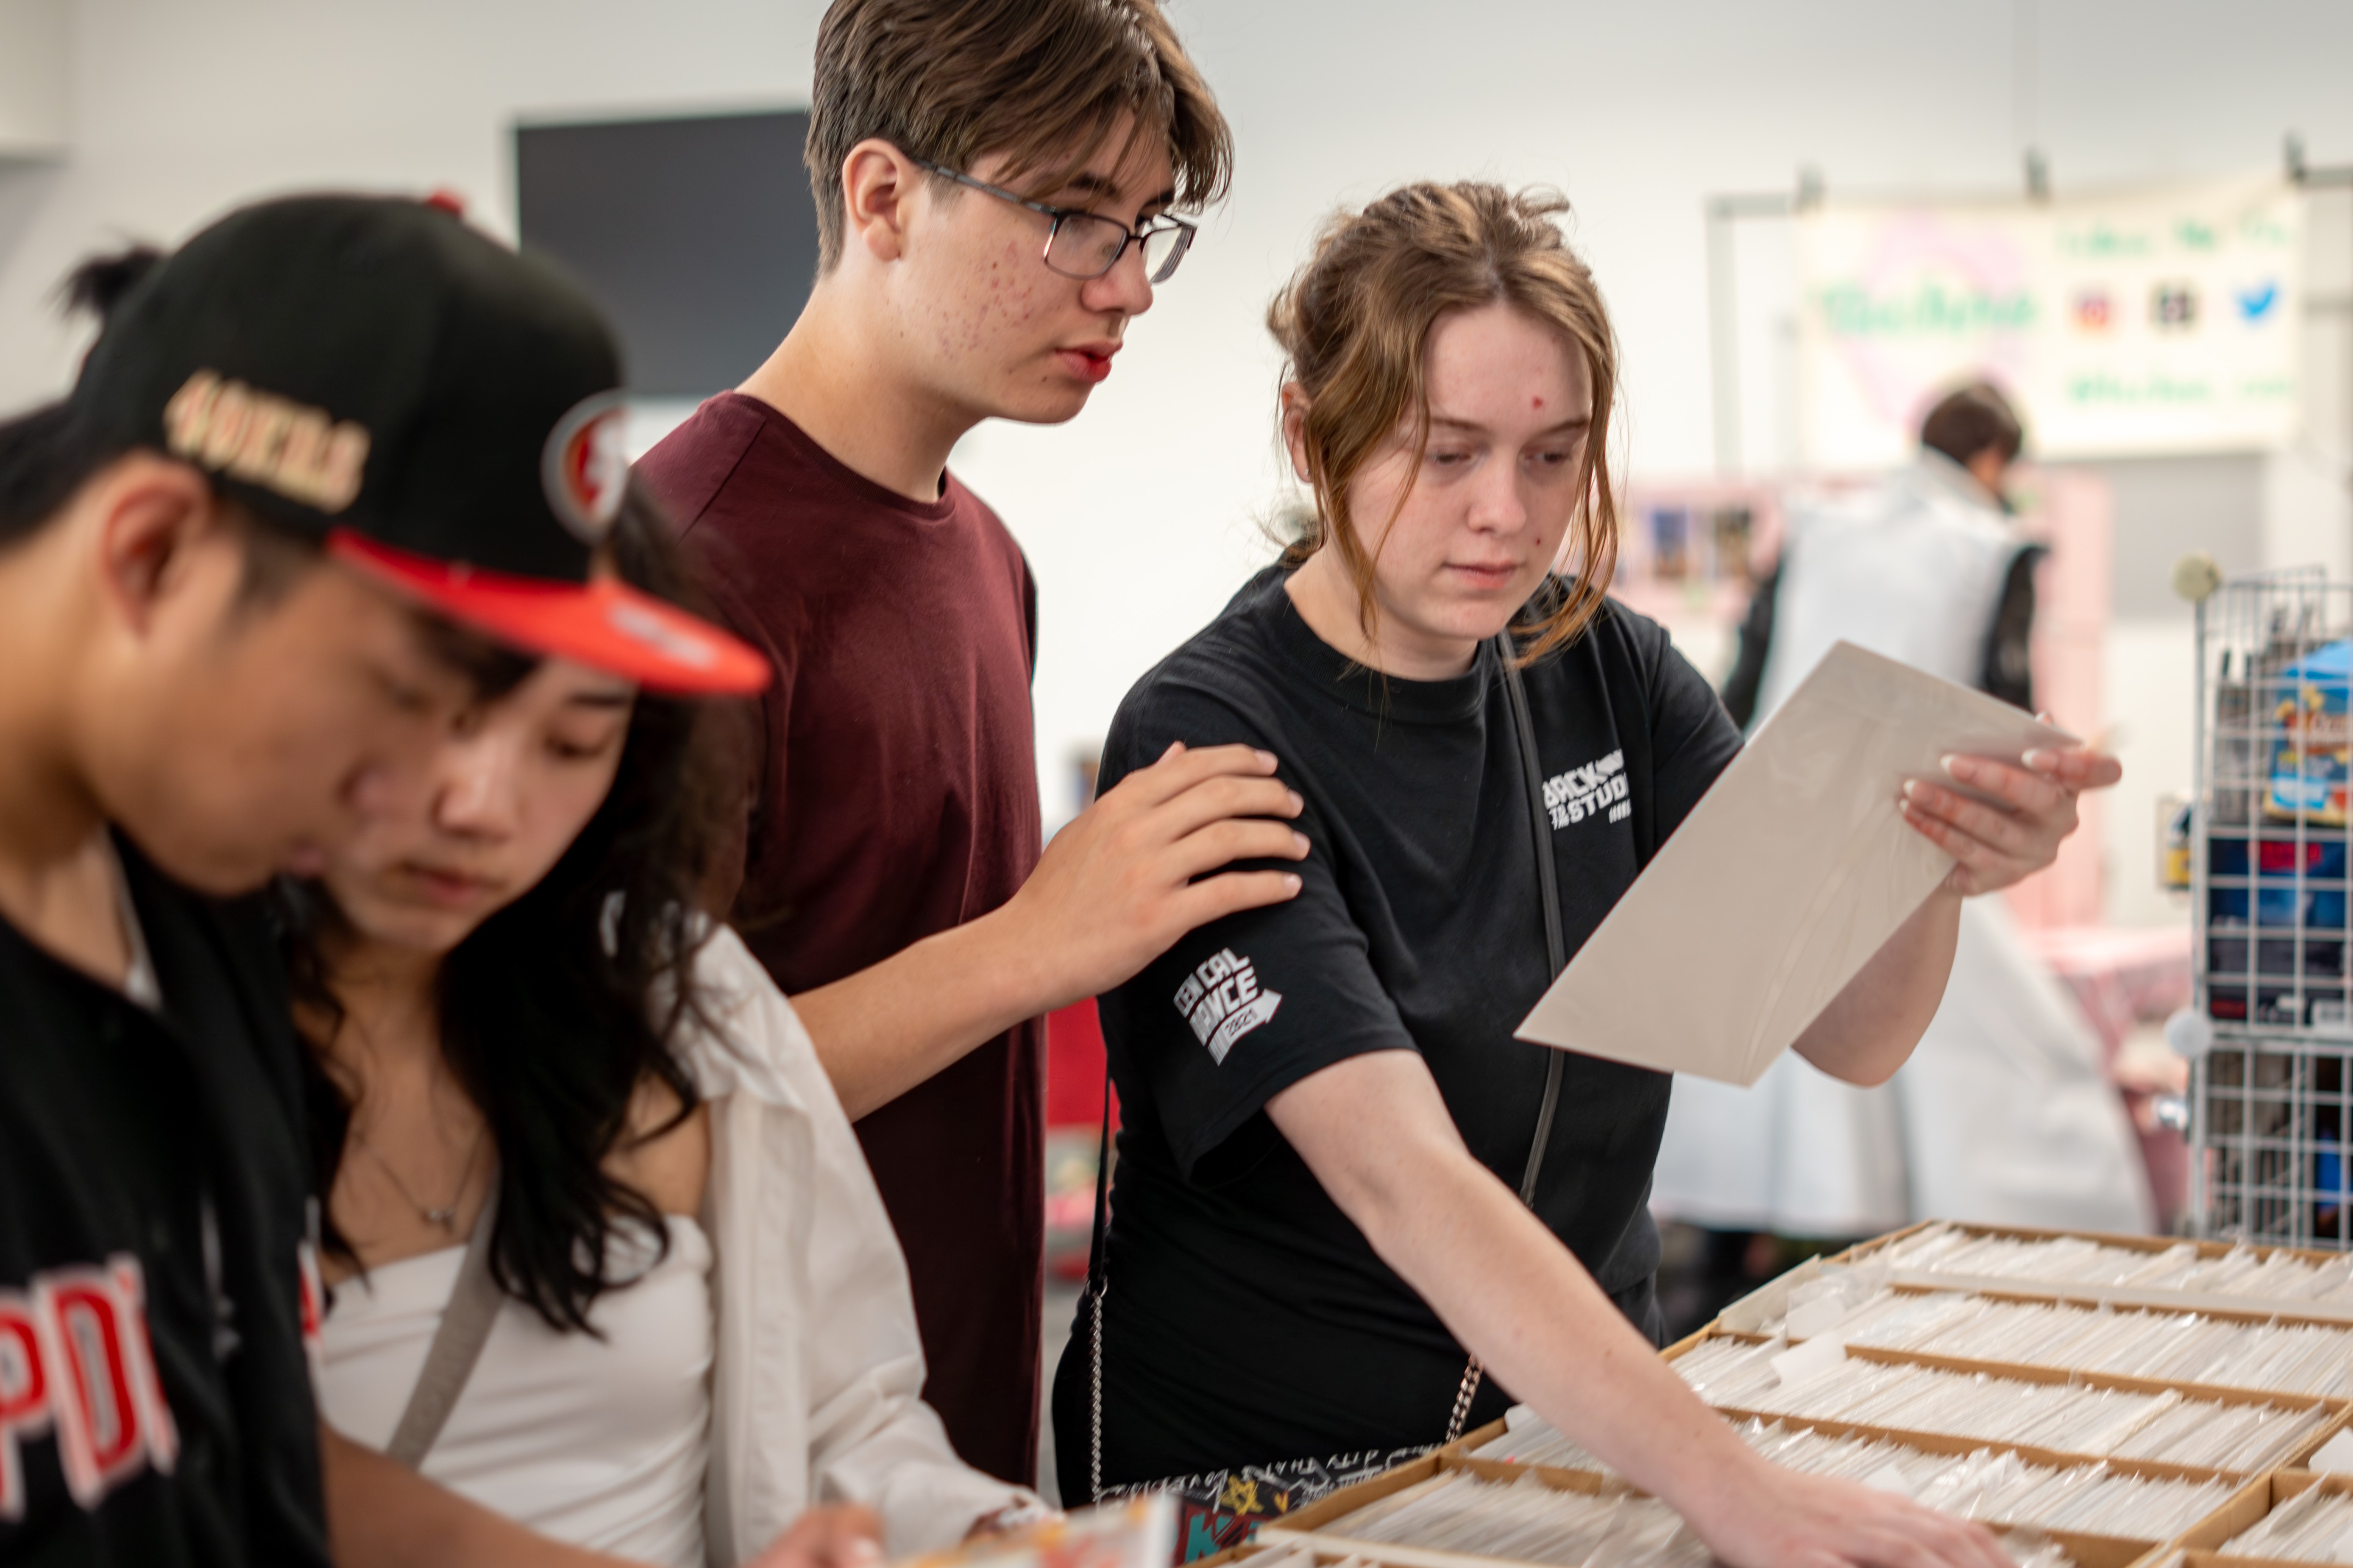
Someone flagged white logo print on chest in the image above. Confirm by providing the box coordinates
[1543,748,1628,830]
[1172,948,1283,1065]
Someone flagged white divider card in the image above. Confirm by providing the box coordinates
[1769,1335,1849,1390]
[1515,642,2073,1085]
[2314,1429,2353,1475]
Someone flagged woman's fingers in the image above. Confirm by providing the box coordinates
[2024,744,2124,790]
[1901,780,2041,858]
[1900,798,2028,894]
[1940,753,2069,814]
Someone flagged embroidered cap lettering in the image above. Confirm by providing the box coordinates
[1173,947,1284,1065]
[163,369,371,513]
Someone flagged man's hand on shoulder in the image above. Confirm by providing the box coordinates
[1007,741,1307,1008]
[791,742,1308,1119]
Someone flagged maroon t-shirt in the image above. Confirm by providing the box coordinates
[638,392,1045,1485]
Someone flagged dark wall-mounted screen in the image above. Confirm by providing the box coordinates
[516,109,815,398]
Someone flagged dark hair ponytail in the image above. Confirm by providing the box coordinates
[287,481,741,1334]
[0,245,167,544]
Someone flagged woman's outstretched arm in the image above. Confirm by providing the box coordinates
[1266,1051,2013,1568]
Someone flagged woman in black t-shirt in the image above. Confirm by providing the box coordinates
[1050,184,2119,1568]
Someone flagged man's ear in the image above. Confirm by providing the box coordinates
[90,452,225,639]
[839,139,924,265]
[1279,383,1314,486]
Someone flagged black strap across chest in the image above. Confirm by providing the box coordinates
[1082,609,1660,1493]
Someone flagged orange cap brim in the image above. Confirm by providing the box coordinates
[327,528,771,696]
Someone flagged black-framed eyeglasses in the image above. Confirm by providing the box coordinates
[909,157,1197,284]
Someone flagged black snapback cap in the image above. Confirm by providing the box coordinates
[69,194,766,695]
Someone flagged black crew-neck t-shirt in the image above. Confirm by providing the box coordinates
[1054,567,1741,1493]
[0,838,329,1565]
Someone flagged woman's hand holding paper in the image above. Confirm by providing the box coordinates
[1896,730,2124,897]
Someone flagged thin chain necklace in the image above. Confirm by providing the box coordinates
[350,1119,485,1235]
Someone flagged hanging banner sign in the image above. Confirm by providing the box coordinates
[1794,176,2302,466]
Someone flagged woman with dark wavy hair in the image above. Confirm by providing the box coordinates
[286,491,1041,1567]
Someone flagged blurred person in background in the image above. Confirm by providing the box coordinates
[637,0,1306,1485]
[1654,382,2151,1320]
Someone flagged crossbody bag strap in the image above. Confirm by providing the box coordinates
[1085,1069,1113,1502]
[384,1183,502,1469]
[1443,633,1573,1445]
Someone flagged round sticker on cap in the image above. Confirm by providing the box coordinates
[543,391,629,543]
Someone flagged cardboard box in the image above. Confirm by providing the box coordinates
[1197,1224,2353,1568]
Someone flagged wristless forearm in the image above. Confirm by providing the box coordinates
[1790,883,1964,1086]
[1361,1157,1768,1530]
[793,905,1058,1120]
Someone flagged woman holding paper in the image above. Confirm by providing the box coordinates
[1049,182,2119,1567]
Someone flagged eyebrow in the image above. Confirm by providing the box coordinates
[1057,169,1178,214]
[1429,415,1594,435]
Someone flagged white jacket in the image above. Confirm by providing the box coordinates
[686,926,1037,1563]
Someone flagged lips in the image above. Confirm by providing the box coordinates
[1056,343,1119,385]
[1448,562,1523,590]
[395,862,501,908]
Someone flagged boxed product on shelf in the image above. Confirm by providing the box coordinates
[2262,643,2352,827]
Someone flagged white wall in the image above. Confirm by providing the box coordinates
[6,0,2353,893]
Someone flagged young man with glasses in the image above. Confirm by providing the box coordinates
[637,0,1302,1489]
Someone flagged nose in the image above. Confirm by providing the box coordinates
[1081,238,1155,319]
[1467,457,1531,537]
[429,728,524,841]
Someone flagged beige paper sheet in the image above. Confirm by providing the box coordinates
[1515,641,2075,1086]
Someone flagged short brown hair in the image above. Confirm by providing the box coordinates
[1271,183,1623,666]
[806,0,1233,273]
[1920,381,2025,468]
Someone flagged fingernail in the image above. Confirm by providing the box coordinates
[1940,754,1972,779]
[2022,749,2054,770]
[1902,780,1927,802]
[1256,749,1278,768]
[1283,873,1303,892]
[1291,830,1311,854]
[1287,790,1304,811]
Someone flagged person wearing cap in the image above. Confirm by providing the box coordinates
[637,0,1293,1487]
[0,195,860,1568]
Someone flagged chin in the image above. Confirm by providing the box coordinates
[331,892,476,959]
[1002,390,1094,428]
